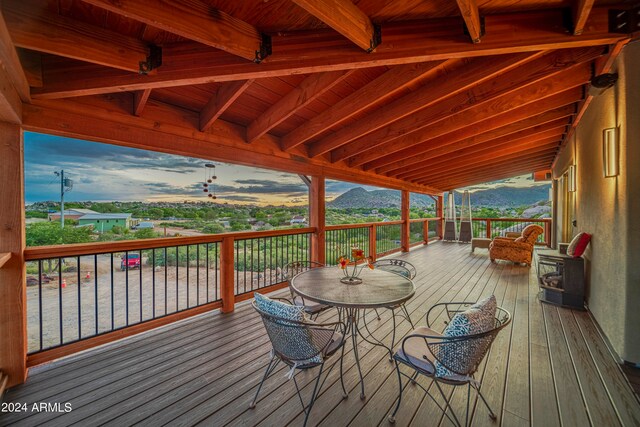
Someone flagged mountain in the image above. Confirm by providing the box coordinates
[328,187,434,209]
[328,185,550,209]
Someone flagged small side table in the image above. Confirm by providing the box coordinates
[471,238,491,252]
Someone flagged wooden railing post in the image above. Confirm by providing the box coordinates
[369,224,377,260]
[423,220,429,245]
[309,176,326,264]
[220,236,235,313]
[436,195,444,239]
[486,219,492,239]
[0,123,27,387]
[401,190,410,252]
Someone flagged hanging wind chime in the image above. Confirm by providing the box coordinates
[202,163,218,200]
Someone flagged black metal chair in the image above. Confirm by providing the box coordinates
[250,300,347,426]
[388,302,511,426]
[366,259,417,355]
[283,261,332,319]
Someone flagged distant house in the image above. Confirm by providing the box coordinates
[48,208,97,221]
[290,215,307,225]
[78,213,135,232]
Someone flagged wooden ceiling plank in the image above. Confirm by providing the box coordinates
[309,53,534,157]
[246,70,353,143]
[408,141,561,182]
[374,101,577,176]
[363,84,582,173]
[133,89,151,116]
[290,0,378,51]
[80,0,267,62]
[397,126,567,180]
[573,0,596,36]
[456,0,483,43]
[281,61,443,151]
[555,39,629,168]
[199,80,254,132]
[31,8,626,99]
[423,157,556,186]
[0,8,30,102]
[421,157,555,188]
[2,3,149,73]
[23,98,442,194]
[336,47,601,165]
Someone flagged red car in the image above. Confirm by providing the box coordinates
[120,253,141,271]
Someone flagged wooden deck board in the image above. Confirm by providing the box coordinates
[1,242,639,427]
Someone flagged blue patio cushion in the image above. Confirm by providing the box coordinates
[254,293,323,365]
[434,295,497,378]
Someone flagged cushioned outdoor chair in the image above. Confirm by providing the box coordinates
[283,261,332,319]
[366,259,417,355]
[388,300,511,427]
[489,224,544,266]
[250,299,347,427]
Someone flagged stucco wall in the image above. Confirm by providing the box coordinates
[552,41,640,363]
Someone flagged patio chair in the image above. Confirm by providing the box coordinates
[283,261,332,319]
[363,259,417,359]
[388,301,511,426]
[489,224,544,266]
[250,299,347,426]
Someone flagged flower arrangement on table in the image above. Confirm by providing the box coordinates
[337,246,374,285]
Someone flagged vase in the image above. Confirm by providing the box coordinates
[340,276,363,285]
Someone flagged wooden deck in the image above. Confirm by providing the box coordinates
[2,242,639,426]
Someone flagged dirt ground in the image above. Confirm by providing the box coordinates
[26,254,283,353]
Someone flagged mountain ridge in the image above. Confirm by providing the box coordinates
[328,185,550,209]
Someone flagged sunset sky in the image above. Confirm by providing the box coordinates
[24,132,539,206]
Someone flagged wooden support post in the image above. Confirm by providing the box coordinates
[0,122,26,387]
[309,176,326,265]
[486,219,492,239]
[436,195,444,239]
[423,220,429,245]
[401,190,410,252]
[369,224,377,260]
[545,220,552,247]
[220,236,235,313]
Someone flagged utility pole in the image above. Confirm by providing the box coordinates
[54,170,73,229]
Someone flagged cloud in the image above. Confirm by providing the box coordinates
[217,179,307,196]
[222,195,261,202]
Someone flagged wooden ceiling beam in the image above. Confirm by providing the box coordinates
[246,70,353,143]
[573,0,596,35]
[362,76,583,172]
[333,47,600,165]
[23,97,441,194]
[456,0,483,43]
[308,53,534,157]
[377,104,575,178]
[397,125,567,180]
[0,8,29,102]
[424,160,554,189]
[133,89,151,116]
[2,3,150,73]
[408,141,561,182]
[421,157,555,189]
[199,80,254,132]
[80,0,268,62]
[290,0,379,51]
[31,8,626,99]
[281,61,443,151]
[423,158,556,188]
[555,39,629,167]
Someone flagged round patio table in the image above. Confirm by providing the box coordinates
[290,266,415,399]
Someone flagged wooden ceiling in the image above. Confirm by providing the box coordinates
[1,0,636,193]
